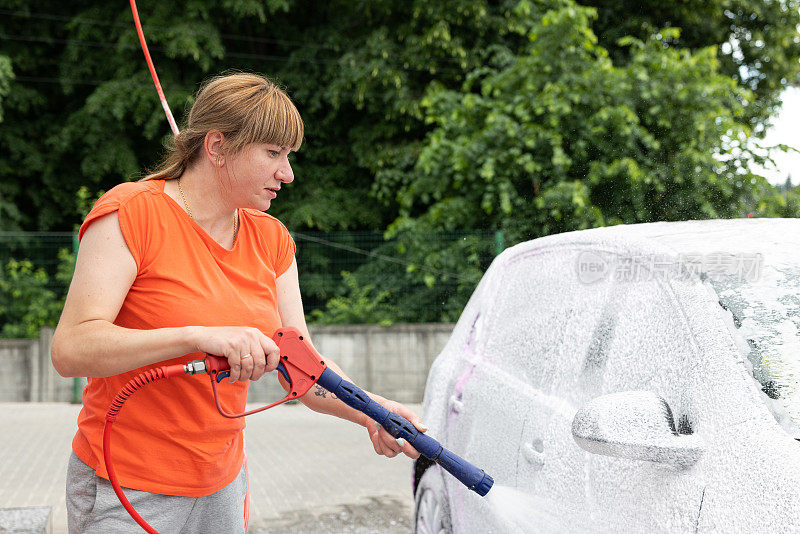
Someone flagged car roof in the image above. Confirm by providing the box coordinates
[507,218,800,266]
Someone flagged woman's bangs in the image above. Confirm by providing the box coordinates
[250,92,304,151]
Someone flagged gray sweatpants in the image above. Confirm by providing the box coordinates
[66,451,247,534]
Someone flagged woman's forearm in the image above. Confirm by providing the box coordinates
[51,320,200,378]
[291,358,371,427]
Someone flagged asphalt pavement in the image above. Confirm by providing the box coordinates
[0,402,419,533]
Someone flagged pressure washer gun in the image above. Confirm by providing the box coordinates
[202,327,494,496]
[103,327,493,534]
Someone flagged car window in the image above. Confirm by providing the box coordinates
[582,265,700,411]
[481,248,614,393]
[710,263,800,438]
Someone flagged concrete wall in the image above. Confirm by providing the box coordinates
[0,328,82,402]
[249,323,454,404]
[0,324,454,404]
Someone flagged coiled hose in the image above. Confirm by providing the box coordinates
[102,364,187,534]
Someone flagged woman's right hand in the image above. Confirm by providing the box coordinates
[192,326,280,383]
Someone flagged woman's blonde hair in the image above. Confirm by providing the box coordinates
[142,72,303,181]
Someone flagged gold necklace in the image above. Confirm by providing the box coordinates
[177,178,238,238]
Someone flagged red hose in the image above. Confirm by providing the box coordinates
[209,372,292,418]
[102,365,186,534]
[110,4,192,533]
[129,0,180,135]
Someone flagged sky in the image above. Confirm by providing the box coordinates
[754,86,800,186]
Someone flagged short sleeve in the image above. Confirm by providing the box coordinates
[78,183,149,270]
[273,221,296,277]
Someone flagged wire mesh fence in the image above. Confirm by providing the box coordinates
[0,232,76,292]
[294,230,501,323]
[0,230,503,336]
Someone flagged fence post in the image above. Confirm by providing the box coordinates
[494,230,505,255]
[29,334,40,402]
[39,327,54,401]
[72,232,79,266]
[72,233,82,404]
[364,326,373,392]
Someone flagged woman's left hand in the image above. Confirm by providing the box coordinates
[365,396,428,459]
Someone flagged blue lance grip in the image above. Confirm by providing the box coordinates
[316,367,494,496]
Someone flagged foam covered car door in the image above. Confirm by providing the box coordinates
[577,278,706,533]
[515,394,590,533]
[444,361,534,533]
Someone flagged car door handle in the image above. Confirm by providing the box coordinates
[523,441,545,470]
[449,395,464,413]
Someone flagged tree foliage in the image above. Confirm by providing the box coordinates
[1,0,796,231]
[580,0,800,129]
[397,7,773,242]
[0,0,798,323]
[309,271,394,325]
[0,253,67,338]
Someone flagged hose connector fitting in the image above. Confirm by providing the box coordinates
[184,359,207,375]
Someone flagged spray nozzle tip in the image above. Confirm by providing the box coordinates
[474,472,494,497]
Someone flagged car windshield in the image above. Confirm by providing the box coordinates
[709,260,800,437]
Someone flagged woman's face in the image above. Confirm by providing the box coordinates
[225,142,295,211]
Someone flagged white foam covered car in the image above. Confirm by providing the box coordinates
[412,219,800,534]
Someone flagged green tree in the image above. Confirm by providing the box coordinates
[1,0,798,324]
[395,6,767,241]
[0,247,74,338]
[5,0,793,233]
[782,174,793,194]
[348,3,790,320]
[0,54,12,121]
[0,258,62,338]
[0,54,18,229]
[309,271,394,325]
[345,230,492,322]
[578,0,800,129]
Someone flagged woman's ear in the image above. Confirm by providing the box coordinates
[204,130,226,165]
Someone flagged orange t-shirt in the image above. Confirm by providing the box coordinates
[72,179,295,496]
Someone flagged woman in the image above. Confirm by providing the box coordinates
[51,72,426,533]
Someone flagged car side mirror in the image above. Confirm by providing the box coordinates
[571,391,704,469]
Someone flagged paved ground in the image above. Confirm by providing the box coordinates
[0,402,420,533]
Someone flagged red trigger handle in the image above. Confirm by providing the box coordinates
[204,327,327,418]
